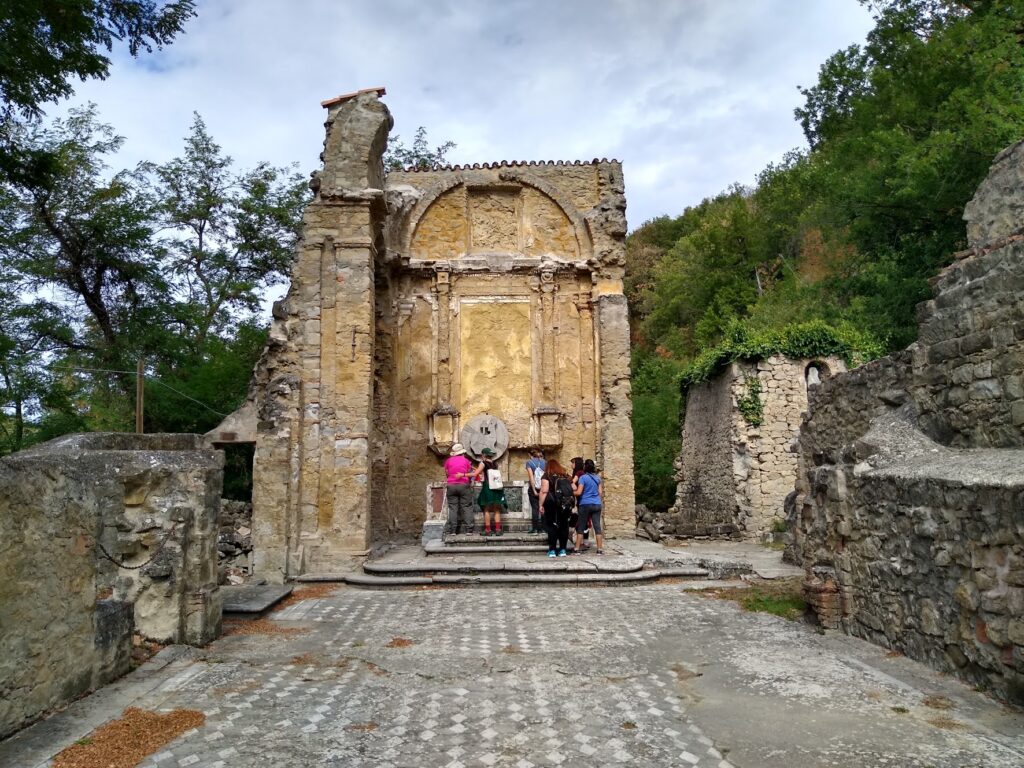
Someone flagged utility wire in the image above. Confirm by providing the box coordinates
[49,365,230,417]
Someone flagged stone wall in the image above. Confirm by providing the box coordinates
[215,87,635,578]
[664,354,842,540]
[0,433,222,739]
[0,458,128,739]
[793,140,1024,703]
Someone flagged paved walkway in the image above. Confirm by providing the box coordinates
[3,583,1023,767]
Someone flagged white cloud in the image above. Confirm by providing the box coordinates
[60,0,874,228]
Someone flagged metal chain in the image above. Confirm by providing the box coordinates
[95,521,180,571]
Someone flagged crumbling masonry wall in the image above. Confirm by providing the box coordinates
[663,354,842,540]
[0,433,222,739]
[794,140,1024,702]
[217,88,635,579]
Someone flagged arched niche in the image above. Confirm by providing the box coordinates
[402,174,592,261]
[805,361,832,387]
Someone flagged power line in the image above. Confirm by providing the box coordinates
[48,365,230,417]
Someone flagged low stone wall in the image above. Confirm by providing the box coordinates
[794,140,1024,703]
[663,354,842,540]
[0,433,223,738]
[0,457,131,739]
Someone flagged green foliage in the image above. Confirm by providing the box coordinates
[678,320,883,389]
[143,324,268,434]
[740,591,807,621]
[0,105,165,371]
[0,1,196,120]
[736,377,764,427]
[0,108,303,448]
[154,113,307,354]
[384,126,456,171]
[631,351,685,512]
[627,2,1024,509]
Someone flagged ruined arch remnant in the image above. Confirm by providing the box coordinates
[211,88,635,580]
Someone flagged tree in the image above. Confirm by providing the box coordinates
[0,105,164,369]
[0,1,196,120]
[0,287,48,452]
[0,107,308,439]
[154,114,307,354]
[384,126,456,171]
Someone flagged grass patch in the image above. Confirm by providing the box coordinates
[698,577,807,621]
[740,592,806,620]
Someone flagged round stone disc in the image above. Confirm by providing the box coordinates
[461,415,510,460]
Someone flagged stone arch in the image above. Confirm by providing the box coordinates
[805,360,832,387]
[400,172,593,259]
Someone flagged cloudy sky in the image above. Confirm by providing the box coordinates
[65,0,875,230]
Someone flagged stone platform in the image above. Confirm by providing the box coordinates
[295,538,804,590]
[221,584,294,614]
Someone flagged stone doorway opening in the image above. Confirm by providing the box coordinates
[213,441,255,585]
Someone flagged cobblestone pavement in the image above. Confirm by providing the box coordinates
[6,585,1024,767]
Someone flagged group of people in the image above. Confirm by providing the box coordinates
[443,444,604,557]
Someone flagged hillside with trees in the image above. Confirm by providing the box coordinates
[630,0,1024,510]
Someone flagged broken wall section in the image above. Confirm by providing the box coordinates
[794,140,1024,703]
[0,433,223,739]
[663,354,842,541]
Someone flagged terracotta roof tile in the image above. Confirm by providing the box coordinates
[321,86,386,108]
[392,158,618,173]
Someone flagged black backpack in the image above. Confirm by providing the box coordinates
[552,476,575,511]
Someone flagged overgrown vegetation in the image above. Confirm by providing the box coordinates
[735,377,764,428]
[629,0,1024,509]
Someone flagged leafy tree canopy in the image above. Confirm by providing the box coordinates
[627,0,1024,509]
[384,126,456,171]
[0,1,196,119]
[0,107,306,445]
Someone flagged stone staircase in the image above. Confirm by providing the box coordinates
[299,532,714,589]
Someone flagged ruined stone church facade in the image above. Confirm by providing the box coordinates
[212,88,635,579]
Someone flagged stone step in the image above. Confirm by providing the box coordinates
[426,543,557,555]
[364,557,645,576]
[341,566,710,589]
[221,584,294,613]
[444,532,547,545]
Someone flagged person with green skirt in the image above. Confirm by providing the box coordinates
[473,447,506,535]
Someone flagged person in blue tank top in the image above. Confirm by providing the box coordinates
[572,459,604,554]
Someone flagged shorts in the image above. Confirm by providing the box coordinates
[576,504,602,535]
